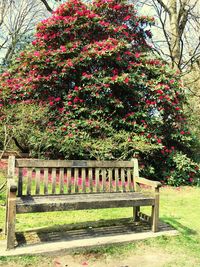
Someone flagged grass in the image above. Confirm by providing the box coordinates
[0,170,200,266]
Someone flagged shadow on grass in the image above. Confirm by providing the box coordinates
[15,217,175,248]
[162,217,197,236]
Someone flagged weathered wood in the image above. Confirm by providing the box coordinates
[133,158,139,191]
[59,168,64,194]
[67,168,72,194]
[74,168,79,193]
[6,190,17,249]
[121,168,126,192]
[16,192,155,213]
[26,168,32,196]
[108,168,113,192]
[6,157,161,249]
[135,177,162,189]
[81,168,86,193]
[18,168,23,197]
[7,156,16,179]
[16,159,135,168]
[127,168,132,192]
[102,168,106,192]
[51,168,56,194]
[151,188,159,232]
[88,168,93,193]
[115,168,119,192]
[44,168,48,195]
[35,168,41,195]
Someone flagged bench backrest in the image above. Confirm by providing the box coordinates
[8,157,139,196]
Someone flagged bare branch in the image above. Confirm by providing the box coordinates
[39,0,53,13]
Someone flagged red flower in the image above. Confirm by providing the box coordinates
[123,15,131,21]
[180,131,185,135]
[124,77,129,84]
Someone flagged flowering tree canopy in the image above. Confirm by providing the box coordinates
[0,0,198,185]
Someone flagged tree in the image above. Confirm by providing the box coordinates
[0,0,48,65]
[137,0,200,71]
[0,0,199,185]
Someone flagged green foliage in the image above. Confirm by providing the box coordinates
[0,0,198,185]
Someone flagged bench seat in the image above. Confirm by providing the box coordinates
[16,192,155,213]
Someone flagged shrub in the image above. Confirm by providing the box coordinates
[0,0,198,185]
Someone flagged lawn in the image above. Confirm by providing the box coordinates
[0,170,200,266]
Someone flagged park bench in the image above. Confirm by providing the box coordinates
[5,156,161,249]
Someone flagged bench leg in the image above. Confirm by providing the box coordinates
[4,195,8,235]
[6,196,16,250]
[151,189,159,232]
[133,206,140,222]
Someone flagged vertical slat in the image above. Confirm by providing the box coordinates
[133,158,140,191]
[35,168,40,195]
[26,168,32,195]
[88,168,93,193]
[67,168,72,194]
[108,169,113,192]
[102,168,106,192]
[18,168,23,197]
[59,168,64,194]
[121,168,126,192]
[44,168,49,195]
[115,168,119,192]
[74,168,79,193]
[127,168,132,192]
[52,168,56,194]
[81,168,86,193]
[95,168,100,192]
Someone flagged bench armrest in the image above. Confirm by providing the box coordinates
[135,177,162,190]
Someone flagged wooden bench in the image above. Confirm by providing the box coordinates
[5,156,161,249]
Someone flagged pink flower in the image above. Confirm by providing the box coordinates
[180,131,185,135]
[34,51,40,57]
[135,52,141,58]
[60,45,66,52]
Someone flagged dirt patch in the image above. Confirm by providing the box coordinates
[50,250,174,267]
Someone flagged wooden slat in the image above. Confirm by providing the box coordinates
[115,168,119,192]
[133,158,139,191]
[95,168,100,193]
[81,168,86,193]
[88,168,93,193]
[102,168,106,192]
[108,169,113,192]
[67,168,72,194]
[121,168,126,192]
[52,168,56,194]
[26,168,32,195]
[18,168,23,197]
[16,159,135,168]
[16,192,155,214]
[44,168,49,195]
[59,168,64,194]
[127,168,132,192]
[74,168,79,193]
[35,168,40,195]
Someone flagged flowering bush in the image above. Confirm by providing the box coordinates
[0,0,199,185]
